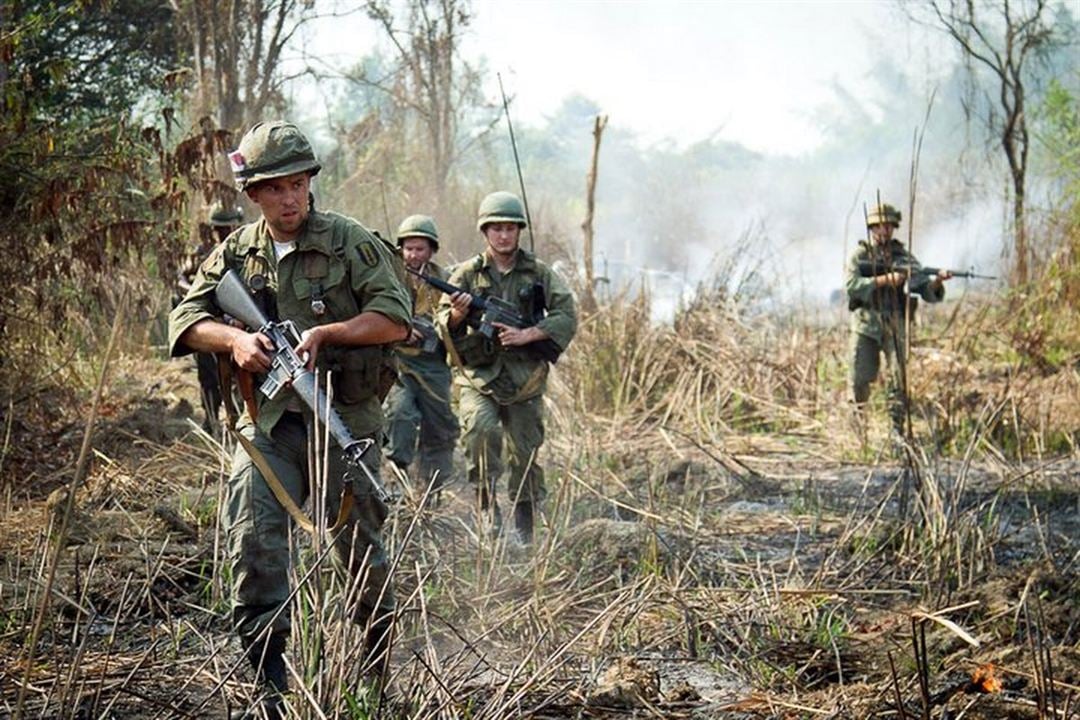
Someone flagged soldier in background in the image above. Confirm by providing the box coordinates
[437,192,577,544]
[845,202,952,441]
[177,203,244,433]
[384,214,460,500]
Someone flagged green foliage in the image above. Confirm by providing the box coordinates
[1040,78,1080,224]
[0,3,186,384]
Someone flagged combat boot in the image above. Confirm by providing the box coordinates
[231,631,288,719]
[513,502,534,545]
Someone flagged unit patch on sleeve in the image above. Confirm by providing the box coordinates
[358,241,380,268]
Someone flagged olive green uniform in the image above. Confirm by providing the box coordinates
[168,210,410,648]
[845,238,945,431]
[436,249,577,517]
[384,260,459,489]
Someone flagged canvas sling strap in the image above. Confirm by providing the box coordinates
[234,431,354,536]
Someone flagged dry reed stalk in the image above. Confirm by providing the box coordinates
[13,291,127,720]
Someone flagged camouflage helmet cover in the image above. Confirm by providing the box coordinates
[229,121,321,190]
[396,214,439,250]
[208,203,244,227]
[477,191,527,232]
[866,203,902,228]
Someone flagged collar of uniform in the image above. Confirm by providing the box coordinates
[424,259,445,277]
[293,210,335,256]
[235,219,275,265]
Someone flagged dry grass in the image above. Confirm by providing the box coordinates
[1,267,1078,719]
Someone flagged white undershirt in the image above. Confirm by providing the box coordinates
[273,240,296,260]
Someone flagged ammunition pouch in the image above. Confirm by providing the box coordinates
[453,332,498,368]
[322,346,384,405]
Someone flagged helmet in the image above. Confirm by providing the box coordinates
[396,214,439,250]
[229,121,321,190]
[208,203,244,227]
[866,203,902,228]
[477,191,526,232]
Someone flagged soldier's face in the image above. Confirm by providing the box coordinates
[400,236,435,269]
[483,222,520,258]
[246,172,311,241]
[870,223,895,244]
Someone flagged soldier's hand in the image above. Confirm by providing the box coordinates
[936,270,953,281]
[448,291,473,327]
[877,271,907,288]
[232,332,273,373]
[494,323,544,347]
[296,327,326,370]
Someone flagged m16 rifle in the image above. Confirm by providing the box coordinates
[405,267,562,363]
[855,261,995,290]
[215,269,392,503]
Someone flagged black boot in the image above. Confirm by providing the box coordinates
[363,615,394,689]
[513,502,534,545]
[233,631,288,720]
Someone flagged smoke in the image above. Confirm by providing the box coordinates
[501,51,1030,321]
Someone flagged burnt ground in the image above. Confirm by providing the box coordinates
[1,355,1078,719]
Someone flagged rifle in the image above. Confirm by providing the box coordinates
[405,266,562,363]
[856,260,996,288]
[410,316,441,354]
[214,269,392,503]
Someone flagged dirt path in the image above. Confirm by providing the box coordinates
[1,355,1077,719]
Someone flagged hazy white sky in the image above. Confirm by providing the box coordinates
[299,0,938,157]
[468,0,897,155]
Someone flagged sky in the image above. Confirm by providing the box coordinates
[467,0,904,156]
[299,0,943,157]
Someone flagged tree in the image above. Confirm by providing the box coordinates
[355,0,492,214]
[170,0,318,132]
[0,2,182,324]
[923,0,1065,284]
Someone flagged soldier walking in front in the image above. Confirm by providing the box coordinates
[384,214,460,499]
[168,121,410,718]
[436,192,577,544]
[846,202,952,442]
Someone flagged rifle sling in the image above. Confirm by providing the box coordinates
[216,354,239,430]
[235,367,260,422]
[233,431,354,536]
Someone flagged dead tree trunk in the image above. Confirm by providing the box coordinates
[581,114,607,315]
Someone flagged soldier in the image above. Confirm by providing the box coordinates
[436,192,577,544]
[177,204,244,433]
[384,215,460,499]
[845,202,952,440]
[168,121,410,717]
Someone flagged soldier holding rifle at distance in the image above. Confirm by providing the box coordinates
[437,191,577,544]
[176,203,244,433]
[384,214,460,500]
[845,201,951,443]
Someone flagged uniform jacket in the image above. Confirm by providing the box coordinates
[436,249,577,402]
[168,210,411,438]
[845,238,945,342]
